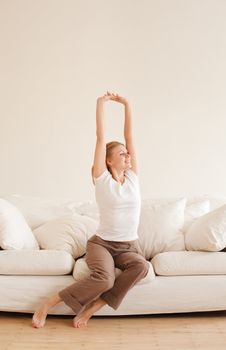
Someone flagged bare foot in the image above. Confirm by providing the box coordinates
[73,309,92,328]
[73,297,107,328]
[32,304,49,328]
[32,294,62,328]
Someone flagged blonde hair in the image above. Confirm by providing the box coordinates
[91,141,124,185]
[106,141,124,170]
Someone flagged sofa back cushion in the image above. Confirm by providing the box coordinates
[137,198,187,260]
[33,213,98,259]
[185,204,226,251]
[2,194,77,230]
[183,199,210,232]
[0,198,39,250]
[61,197,211,259]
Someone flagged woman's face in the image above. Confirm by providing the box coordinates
[107,145,131,171]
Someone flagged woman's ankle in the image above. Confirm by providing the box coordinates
[45,294,62,309]
[86,297,107,315]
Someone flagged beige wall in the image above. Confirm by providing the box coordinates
[0,0,226,202]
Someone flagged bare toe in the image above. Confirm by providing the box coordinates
[73,312,90,328]
[32,308,48,328]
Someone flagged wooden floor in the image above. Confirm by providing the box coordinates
[1,311,226,350]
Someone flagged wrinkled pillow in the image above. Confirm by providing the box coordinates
[74,198,210,230]
[0,198,39,250]
[137,198,186,259]
[185,204,226,251]
[183,199,210,232]
[2,194,78,230]
[74,200,99,220]
[33,213,98,258]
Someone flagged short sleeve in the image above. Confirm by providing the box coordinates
[93,169,110,185]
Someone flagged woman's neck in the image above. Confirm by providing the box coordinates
[110,168,125,184]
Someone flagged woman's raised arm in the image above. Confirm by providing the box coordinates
[92,93,114,179]
[124,101,138,174]
[110,93,138,175]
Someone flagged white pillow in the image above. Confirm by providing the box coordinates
[2,194,78,229]
[185,204,226,251]
[74,200,100,220]
[74,198,210,229]
[183,199,210,232]
[33,213,98,259]
[0,198,39,250]
[137,198,187,259]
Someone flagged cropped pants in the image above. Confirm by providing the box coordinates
[59,234,149,315]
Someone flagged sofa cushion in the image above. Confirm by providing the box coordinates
[2,194,78,230]
[73,257,155,285]
[151,251,226,276]
[141,197,210,229]
[137,198,186,259]
[33,213,98,259]
[183,199,210,232]
[0,198,39,250]
[185,204,226,251]
[74,198,210,259]
[74,200,100,220]
[74,196,224,220]
[0,250,74,275]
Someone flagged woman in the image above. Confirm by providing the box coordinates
[32,91,149,329]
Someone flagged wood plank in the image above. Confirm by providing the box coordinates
[1,311,226,350]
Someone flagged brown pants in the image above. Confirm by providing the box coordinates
[59,234,149,314]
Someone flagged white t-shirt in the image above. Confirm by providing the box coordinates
[93,168,141,241]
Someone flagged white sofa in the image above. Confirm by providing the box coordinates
[1,194,226,316]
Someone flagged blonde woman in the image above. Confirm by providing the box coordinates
[32,91,149,328]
